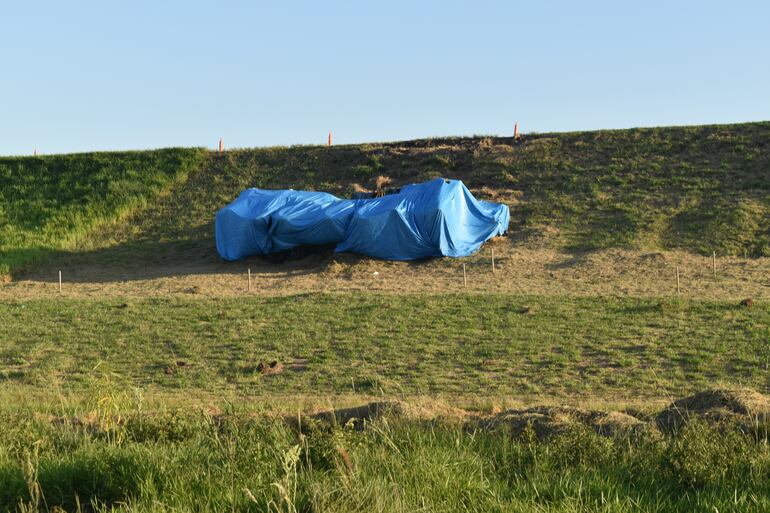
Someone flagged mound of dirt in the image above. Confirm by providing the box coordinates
[296,388,770,437]
[478,406,650,439]
[256,360,284,376]
[656,388,770,432]
[309,401,650,438]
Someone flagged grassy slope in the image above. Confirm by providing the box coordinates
[3,122,769,276]
[2,294,768,399]
[0,148,206,278]
[62,121,770,270]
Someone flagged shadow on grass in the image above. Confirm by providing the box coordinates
[7,229,441,284]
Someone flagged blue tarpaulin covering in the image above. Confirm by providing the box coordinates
[215,178,509,261]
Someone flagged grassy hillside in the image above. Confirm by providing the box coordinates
[0,148,205,278]
[2,122,769,278]
[74,121,770,269]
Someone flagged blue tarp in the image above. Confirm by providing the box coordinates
[215,178,509,261]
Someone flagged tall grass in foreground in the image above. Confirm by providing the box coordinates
[1,409,769,513]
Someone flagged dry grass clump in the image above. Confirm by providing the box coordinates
[374,175,392,191]
[657,388,770,432]
[479,406,649,439]
[307,388,770,440]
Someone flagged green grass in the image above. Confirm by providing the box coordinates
[1,293,767,399]
[3,123,770,511]
[81,121,770,268]
[1,410,769,512]
[4,122,769,277]
[507,124,770,255]
[0,148,206,277]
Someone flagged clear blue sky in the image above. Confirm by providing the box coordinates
[1,1,768,155]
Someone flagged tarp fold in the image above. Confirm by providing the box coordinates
[215,178,509,261]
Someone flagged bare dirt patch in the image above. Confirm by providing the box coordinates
[256,360,284,376]
[2,243,768,301]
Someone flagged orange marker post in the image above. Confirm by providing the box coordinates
[328,131,332,146]
[219,138,223,153]
[514,122,519,139]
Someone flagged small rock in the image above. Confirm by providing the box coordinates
[740,298,754,308]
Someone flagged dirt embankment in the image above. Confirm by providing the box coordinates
[305,388,770,439]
